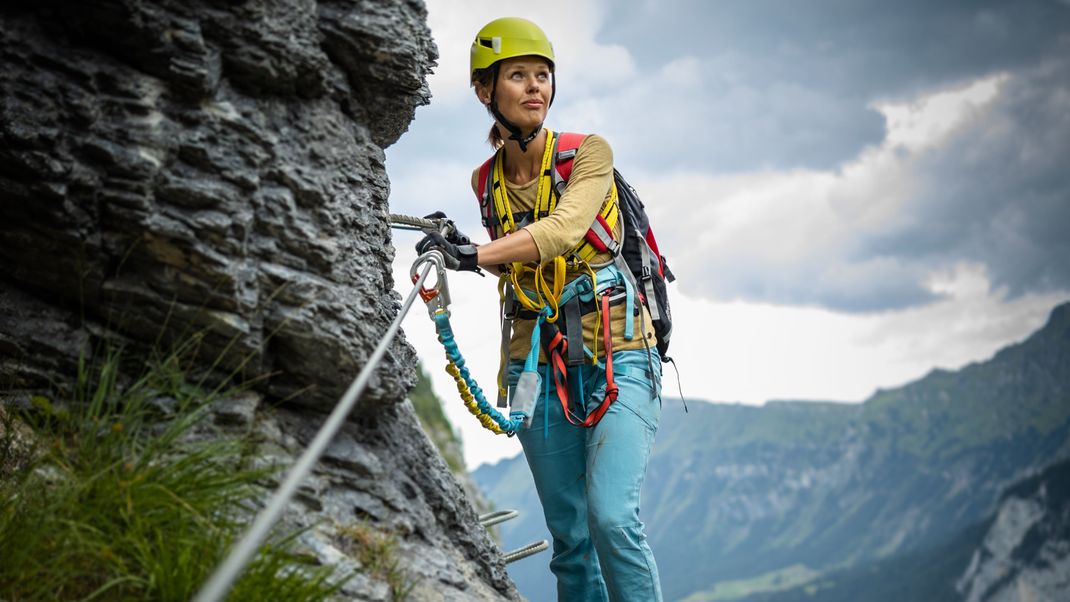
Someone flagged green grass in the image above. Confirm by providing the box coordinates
[336,521,417,601]
[0,349,349,601]
[680,564,821,602]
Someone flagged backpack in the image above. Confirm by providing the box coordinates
[611,166,675,359]
[476,131,676,359]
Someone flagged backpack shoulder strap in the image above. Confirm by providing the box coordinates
[476,154,497,239]
[553,132,588,193]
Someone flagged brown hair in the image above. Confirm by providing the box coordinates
[472,66,504,149]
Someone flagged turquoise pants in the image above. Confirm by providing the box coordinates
[510,349,663,602]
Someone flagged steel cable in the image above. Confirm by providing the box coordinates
[193,218,443,602]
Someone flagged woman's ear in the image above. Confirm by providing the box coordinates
[474,83,491,105]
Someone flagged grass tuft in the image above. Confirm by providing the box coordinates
[337,521,417,601]
[0,348,349,601]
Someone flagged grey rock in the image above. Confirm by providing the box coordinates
[323,429,384,477]
[0,0,431,411]
[210,390,261,427]
[0,287,89,394]
[0,1,518,599]
[957,461,1070,602]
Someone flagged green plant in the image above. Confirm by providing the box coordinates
[337,521,417,601]
[0,348,349,601]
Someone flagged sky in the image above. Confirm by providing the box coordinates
[385,0,1070,469]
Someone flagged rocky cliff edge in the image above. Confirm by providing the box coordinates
[0,1,518,599]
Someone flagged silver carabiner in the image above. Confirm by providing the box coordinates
[410,250,451,318]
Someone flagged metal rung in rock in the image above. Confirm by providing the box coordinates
[503,540,549,564]
[477,509,549,564]
[478,509,518,528]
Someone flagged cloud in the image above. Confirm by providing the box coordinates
[637,64,1070,312]
[663,265,1068,408]
[898,54,1070,301]
[423,0,634,107]
[848,53,1070,308]
[589,0,1070,171]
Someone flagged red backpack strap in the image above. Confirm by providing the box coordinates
[552,132,587,193]
[551,132,621,257]
[476,155,496,239]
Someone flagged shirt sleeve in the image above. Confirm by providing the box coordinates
[523,134,614,261]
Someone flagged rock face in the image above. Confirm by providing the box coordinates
[207,391,516,601]
[956,459,1070,602]
[0,1,519,599]
[0,0,426,410]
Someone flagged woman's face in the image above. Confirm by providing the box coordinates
[478,56,553,131]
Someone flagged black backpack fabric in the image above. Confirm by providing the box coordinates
[612,168,675,359]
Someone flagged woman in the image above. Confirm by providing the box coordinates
[417,17,663,602]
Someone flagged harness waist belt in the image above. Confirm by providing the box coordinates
[509,290,633,321]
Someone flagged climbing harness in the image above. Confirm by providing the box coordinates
[471,130,660,428]
[477,129,620,269]
[474,130,684,420]
[476,130,674,359]
[475,129,623,414]
[405,223,629,434]
[192,214,545,602]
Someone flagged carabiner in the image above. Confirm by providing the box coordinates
[411,250,451,318]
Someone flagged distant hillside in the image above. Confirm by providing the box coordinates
[410,364,465,475]
[731,458,1070,602]
[956,457,1070,601]
[475,302,1070,601]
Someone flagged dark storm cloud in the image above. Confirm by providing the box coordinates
[862,51,1070,304]
[667,48,1070,312]
[601,0,1070,311]
[598,0,1069,173]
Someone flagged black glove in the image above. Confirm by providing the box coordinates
[416,231,480,273]
[424,211,471,245]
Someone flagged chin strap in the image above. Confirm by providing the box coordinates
[488,63,557,153]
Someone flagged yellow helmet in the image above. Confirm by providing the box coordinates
[470,17,555,80]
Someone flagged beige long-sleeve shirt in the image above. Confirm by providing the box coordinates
[471,133,656,361]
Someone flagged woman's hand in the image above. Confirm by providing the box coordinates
[424,211,472,245]
[415,231,481,273]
